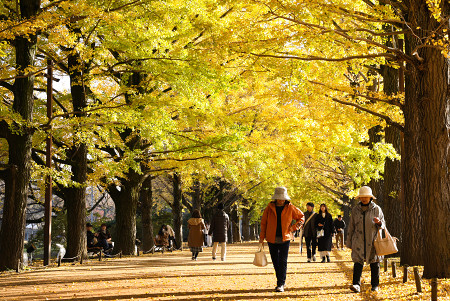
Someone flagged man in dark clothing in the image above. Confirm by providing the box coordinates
[303,202,317,262]
[209,203,230,261]
[96,223,113,251]
[333,215,346,250]
[86,223,96,248]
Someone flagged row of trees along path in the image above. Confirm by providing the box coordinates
[0,0,448,284]
[0,242,449,301]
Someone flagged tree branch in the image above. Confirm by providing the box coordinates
[249,52,397,62]
[151,155,220,162]
[0,67,47,82]
[317,180,346,198]
[327,94,404,131]
[87,192,107,213]
[308,80,404,108]
[266,12,414,63]
[0,81,14,92]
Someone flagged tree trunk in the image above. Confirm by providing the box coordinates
[381,49,402,257]
[341,194,352,238]
[191,179,201,213]
[109,172,142,255]
[64,50,88,259]
[0,0,40,271]
[406,0,450,278]
[105,70,150,255]
[368,125,384,208]
[64,143,87,258]
[141,177,154,252]
[383,126,403,256]
[402,14,426,266]
[172,173,183,250]
[252,222,260,240]
[241,201,251,241]
[402,79,425,266]
[231,204,241,243]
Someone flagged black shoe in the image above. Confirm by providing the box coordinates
[275,285,284,292]
[371,286,379,292]
[321,257,326,263]
[326,255,331,262]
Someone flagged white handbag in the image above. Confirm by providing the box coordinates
[374,228,399,256]
[316,229,324,238]
[253,244,268,267]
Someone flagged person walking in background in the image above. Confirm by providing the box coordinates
[346,186,385,293]
[188,209,205,260]
[259,187,304,292]
[303,202,317,262]
[209,203,230,261]
[333,215,346,250]
[315,204,335,263]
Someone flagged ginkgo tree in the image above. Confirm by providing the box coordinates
[212,0,449,278]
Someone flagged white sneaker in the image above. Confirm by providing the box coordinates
[307,258,311,262]
[350,284,360,293]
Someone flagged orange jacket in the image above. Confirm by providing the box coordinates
[260,201,304,244]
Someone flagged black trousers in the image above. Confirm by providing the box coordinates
[268,241,290,286]
[353,262,380,287]
[305,236,317,259]
[169,236,178,249]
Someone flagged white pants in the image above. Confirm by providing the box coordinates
[212,242,226,260]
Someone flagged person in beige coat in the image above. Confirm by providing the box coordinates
[346,186,385,293]
[188,209,205,260]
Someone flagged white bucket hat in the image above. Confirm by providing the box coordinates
[272,186,291,200]
[356,186,376,199]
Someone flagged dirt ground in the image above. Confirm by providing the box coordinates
[0,242,448,301]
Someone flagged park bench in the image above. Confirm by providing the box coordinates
[142,238,173,254]
[55,244,123,266]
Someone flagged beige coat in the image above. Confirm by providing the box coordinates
[346,201,386,264]
[188,218,205,248]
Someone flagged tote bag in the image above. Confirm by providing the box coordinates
[253,244,268,267]
[374,228,399,256]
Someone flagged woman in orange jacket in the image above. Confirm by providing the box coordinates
[259,187,304,292]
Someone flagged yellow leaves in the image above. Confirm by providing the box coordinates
[425,0,443,20]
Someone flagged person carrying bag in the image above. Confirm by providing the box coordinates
[346,186,386,293]
[299,210,316,256]
[259,186,304,292]
[302,202,317,262]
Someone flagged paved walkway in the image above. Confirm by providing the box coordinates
[0,242,447,300]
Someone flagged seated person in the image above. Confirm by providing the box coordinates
[166,225,178,249]
[96,223,113,251]
[86,223,97,248]
[155,225,169,246]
